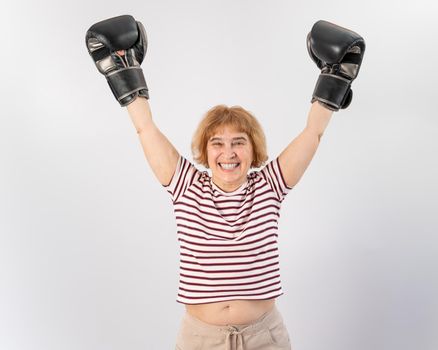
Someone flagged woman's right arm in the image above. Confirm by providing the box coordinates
[127,97,180,186]
[85,15,179,186]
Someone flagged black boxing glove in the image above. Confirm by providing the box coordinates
[85,15,149,107]
[307,20,365,111]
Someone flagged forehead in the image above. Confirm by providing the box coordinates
[210,125,248,139]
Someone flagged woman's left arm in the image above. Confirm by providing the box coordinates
[278,101,333,188]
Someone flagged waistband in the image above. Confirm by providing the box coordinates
[182,305,284,338]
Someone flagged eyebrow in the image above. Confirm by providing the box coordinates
[209,136,248,142]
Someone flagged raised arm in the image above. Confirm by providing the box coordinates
[278,20,365,188]
[278,102,332,188]
[85,15,180,186]
[127,97,179,186]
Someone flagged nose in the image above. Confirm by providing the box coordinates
[223,144,237,158]
[225,152,237,160]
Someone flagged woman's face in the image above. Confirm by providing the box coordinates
[206,125,254,192]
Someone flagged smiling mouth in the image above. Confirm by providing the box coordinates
[219,163,240,170]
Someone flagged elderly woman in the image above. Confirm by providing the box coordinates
[86,15,364,350]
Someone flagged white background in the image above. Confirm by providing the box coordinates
[1,0,437,349]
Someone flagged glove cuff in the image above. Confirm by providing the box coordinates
[312,73,351,111]
[106,66,149,106]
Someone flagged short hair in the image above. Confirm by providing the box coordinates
[191,104,268,169]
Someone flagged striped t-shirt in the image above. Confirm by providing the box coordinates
[163,155,293,305]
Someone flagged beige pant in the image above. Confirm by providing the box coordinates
[175,305,292,350]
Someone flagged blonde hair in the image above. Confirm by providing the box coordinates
[191,104,268,168]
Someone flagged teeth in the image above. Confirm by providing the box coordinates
[220,163,239,169]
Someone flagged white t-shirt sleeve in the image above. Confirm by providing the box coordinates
[259,157,293,202]
[162,155,200,202]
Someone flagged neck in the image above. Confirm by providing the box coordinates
[212,178,246,193]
